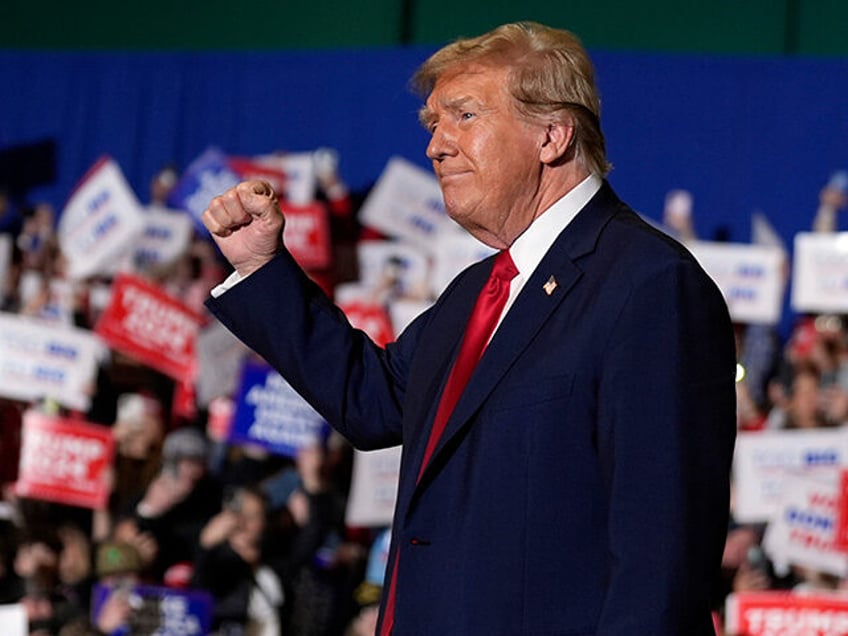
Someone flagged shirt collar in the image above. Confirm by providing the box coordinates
[509,173,602,280]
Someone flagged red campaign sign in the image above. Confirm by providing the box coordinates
[281,201,332,271]
[95,274,200,383]
[725,591,848,636]
[339,300,395,348]
[228,157,287,196]
[836,469,848,552]
[15,411,114,509]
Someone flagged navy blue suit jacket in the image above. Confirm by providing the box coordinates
[207,183,737,635]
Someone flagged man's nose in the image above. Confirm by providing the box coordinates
[426,125,456,161]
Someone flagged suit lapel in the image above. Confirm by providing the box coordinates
[413,182,623,488]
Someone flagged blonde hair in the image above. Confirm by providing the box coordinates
[412,21,611,176]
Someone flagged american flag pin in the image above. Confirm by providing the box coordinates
[543,275,558,296]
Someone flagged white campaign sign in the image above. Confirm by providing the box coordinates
[345,446,402,527]
[0,312,106,411]
[687,240,785,325]
[762,471,848,577]
[0,604,26,636]
[58,157,146,280]
[732,429,848,523]
[359,156,456,251]
[792,232,848,313]
[130,205,194,271]
[430,231,497,296]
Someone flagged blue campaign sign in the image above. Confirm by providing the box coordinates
[167,147,240,232]
[91,583,212,636]
[230,361,330,457]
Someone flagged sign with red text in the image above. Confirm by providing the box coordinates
[725,591,848,636]
[835,470,848,552]
[687,240,786,325]
[345,446,401,527]
[732,429,848,523]
[762,472,848,577]
[15,411,114,509]
[95,274,200,383]
[58,156,146,280]
[792,232,848,313]
[281,201,331,270]
[0,312,106,411]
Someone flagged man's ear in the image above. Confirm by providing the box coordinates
[539,119,575,165]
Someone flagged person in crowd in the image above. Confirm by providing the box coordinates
[192,485,284,636]
[202,20,737,636]
[130,427,221,580]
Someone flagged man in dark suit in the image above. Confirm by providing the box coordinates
[203,21,736,636]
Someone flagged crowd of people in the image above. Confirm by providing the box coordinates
[0,148,846,635]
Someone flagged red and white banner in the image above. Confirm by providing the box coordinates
[228,156,287,197]
[15,411,114,509]
[835,470,848,552]
[58,156,146,280]
[762,472,848,577]
[725,591,848,636]
[0,312,106,411]
[338,299,395,347]
[95,274,200,383]
[281,201,332,271]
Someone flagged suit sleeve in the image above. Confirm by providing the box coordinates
[205,250,426,450]
[595,257,737,635]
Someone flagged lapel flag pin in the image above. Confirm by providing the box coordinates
[543,275,558,296]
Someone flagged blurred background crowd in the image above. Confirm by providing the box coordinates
[0,144,846,635]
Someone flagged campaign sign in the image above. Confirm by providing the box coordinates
[357,240,432,302]
[15,411,114,509]
[95,274,200,383]
[732,429,848,523]
[230,361,329,457]
[345,446,402,527]
[762,472,848,577]
[130,207,194,271]
[281,201,332,270]
[92,583,212,636]
[0,312,105,411]
[338,298,395,347]
[228,156,287,196]
[687,240,785,325]
[725,591,848,636]
[835,470,848,552]
[358,156,455,251]
[792,232,848,313]
[430,231,497,296]
[0,604,26,636]
[167,147,240,232]
[58,156,146,280]
[254,152,317,206]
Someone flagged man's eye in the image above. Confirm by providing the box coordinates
[461,112,475,121]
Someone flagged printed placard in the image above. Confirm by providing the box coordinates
[229,361,329,457]
[430,231,497,296]
[345,446,402,527]
[95,274,200,383]
[91,583,212,636]
[129,206,194,271]
[792,232,848,313]
[762,472,848,577]
[254,152,317,206]
[0,312,105,411]
[358,156,454,250]
[0,604,26,636]
[357,240,432,302]
[58,156,146,280]
[725,591,848,636]
[228,156,287,196]
[281,201,332,270]
[686,240,785,325]
[15,411,114,509]
[168,147,240,232]
[732,429,848,523]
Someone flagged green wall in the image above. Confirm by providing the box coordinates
[2,0,846,55]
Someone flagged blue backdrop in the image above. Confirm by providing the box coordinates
[1,46,847,275]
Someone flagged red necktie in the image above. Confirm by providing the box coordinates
[379,250,519,636]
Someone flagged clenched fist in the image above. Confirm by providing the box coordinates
[202,180,286,276]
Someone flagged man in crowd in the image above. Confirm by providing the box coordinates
[203,21,736,635]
